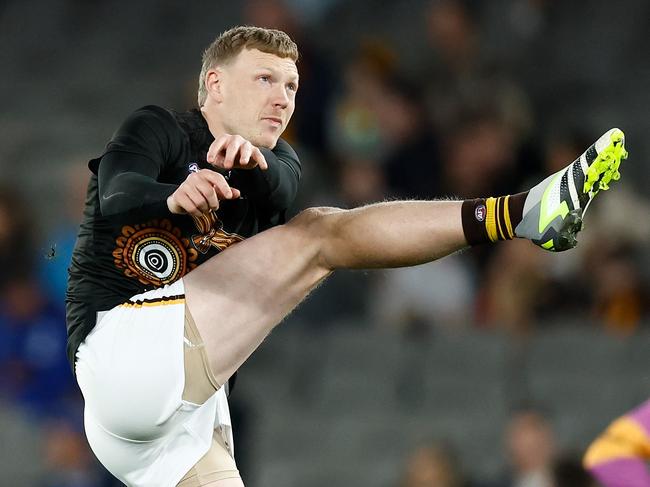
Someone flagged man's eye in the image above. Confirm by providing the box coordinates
[259,75,271,83]
[287,83,297,92]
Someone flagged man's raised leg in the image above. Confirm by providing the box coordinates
[184,200,466,386]
[184,127,627,386]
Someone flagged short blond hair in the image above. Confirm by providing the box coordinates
[197,26,299,106]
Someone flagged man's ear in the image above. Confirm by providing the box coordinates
[205,68,224,103]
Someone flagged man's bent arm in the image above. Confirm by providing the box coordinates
[98,152,178,218]
[232,138,301,212]
[92,106,181,220]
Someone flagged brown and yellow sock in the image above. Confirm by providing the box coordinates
[461,192,528,245]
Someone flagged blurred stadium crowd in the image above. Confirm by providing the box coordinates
[1,0,650,485]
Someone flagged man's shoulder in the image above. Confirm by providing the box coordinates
[113,105,190,145]
[135,104,171,115]
[127,105,180,129]
[89,105,188,174]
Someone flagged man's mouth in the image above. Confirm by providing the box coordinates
[262,116,283,128]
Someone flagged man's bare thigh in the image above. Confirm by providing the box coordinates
[183,208,334,386]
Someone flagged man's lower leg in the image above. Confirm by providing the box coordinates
[316,200,467,270]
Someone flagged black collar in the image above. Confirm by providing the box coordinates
[175,109,215,162]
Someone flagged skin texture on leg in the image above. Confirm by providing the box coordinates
[184,200,465,385]
[195,478,245,487]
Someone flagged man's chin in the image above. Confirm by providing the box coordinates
[253,134,280,150]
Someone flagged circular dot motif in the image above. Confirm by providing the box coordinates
[123,228,186,286]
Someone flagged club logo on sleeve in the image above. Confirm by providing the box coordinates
[113,219,198,286]
[475,204,487,222]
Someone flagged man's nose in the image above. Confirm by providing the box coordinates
[272,86,290,109]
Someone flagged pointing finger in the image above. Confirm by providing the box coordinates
[223,137,243,170]
[251,147,268,170]
[207,135,230,165]
[238,142,253,167]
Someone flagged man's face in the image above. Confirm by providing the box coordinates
[214,48,298,149]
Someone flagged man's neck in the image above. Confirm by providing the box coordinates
[200,106,227,140]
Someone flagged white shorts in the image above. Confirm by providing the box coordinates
[75,280,239,487]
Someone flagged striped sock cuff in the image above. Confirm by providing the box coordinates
[462,193,526,245]
[487,196,516,242]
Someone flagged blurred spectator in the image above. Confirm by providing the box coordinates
[422,0,535,143]
[588,244,648,336]
[425,0,479,82]
[326,42,398,207]
[38,162,89,307]
[551,454,598,487]
[399,441,469,487]
[377,75,443,200]
[0,186,76,416]
[338,158,387,207]
[495,405,557,487]
[372,255,475,336]
[0,264,76,418]
[0,187,35,290]
[541,129,594,175]
[479,240,550,335]
[42,417,115,487]
[441,109,533,199]
[577,180,650,335]
[328,40,396,162]
[481,0,551,66]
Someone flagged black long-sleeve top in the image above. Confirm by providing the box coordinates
[66,105,301,366]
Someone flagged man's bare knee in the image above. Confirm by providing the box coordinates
[286,206,347,270]
[286,207,346,247]
[287,206,345,229]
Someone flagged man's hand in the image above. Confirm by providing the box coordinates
[167,169,240,216]
[207,134,268,171]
